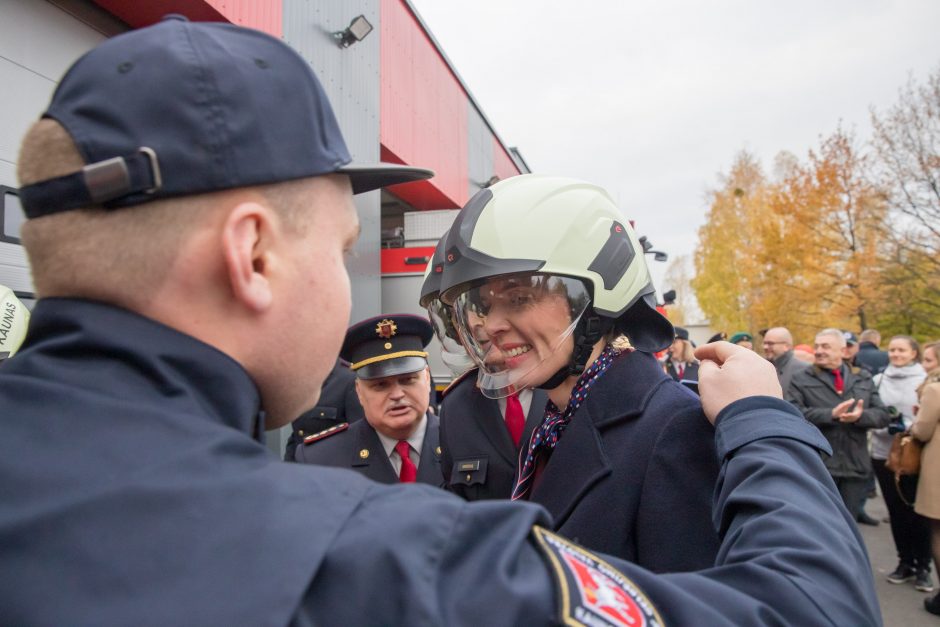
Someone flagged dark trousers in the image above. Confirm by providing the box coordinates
[873,458,932,569]
[833,476,871,520]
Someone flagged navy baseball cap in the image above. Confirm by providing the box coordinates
[341,314,433,380]
[19,15,433,218]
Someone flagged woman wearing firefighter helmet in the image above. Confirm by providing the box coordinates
[438,174,720,570]
[421,230,546,500]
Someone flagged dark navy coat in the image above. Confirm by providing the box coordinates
[855,341,889,375]
[439,369,546,500]
[284,359,365,461]
[528,350,720,572]
[787,364,890,478]
[294,412,443,487]
[0,299,882,626]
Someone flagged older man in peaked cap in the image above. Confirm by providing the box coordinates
[295,314,443,487]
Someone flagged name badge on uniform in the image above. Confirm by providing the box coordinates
[532,527,663,627]
[458,460,480,471]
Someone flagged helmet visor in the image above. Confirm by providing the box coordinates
[426,298,461,344]
[450,273,591,398]
[426,298,475,377]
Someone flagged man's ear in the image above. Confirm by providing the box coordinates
[221,202,276,312]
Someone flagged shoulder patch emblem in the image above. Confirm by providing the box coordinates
[302,422,349,445]
[441,367,479,399]
[532,527,663,627]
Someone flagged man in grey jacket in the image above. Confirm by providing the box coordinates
[762,326,809,394]
[787,328,890,523]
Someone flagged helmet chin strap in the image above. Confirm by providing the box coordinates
[536,311,612,391]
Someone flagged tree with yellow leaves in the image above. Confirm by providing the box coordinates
[692,151,767,334]
[693,130,888,342]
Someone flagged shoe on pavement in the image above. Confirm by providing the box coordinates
[925,593,940,616]
[856,512,880,526]
[887,563,916,584]
[916,570,935,592]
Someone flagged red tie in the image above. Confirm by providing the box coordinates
[677,363,685,379]
[831,368,844,394]
[395,440,417,483]
[505,393,525,448]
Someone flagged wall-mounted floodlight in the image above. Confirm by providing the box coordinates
[334,15,373,48]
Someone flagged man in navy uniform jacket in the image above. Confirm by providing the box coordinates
[294,314,443,487]
[0,16,881,627]
[284,359,364,461]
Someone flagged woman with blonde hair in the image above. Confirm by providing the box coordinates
[665,327,699,384]
[872,336,929,590]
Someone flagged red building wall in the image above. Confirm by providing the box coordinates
[92,0,282,36]
[380,0,468,210]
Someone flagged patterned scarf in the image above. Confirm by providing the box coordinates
[511,344,621,500]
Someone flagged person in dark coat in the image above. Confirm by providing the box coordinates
[295,315,443,487]
[0,17,883,627]
[295,411,443,485]
[284,359,364,461]
[761,326,809,394]
[438,368,547,499]
[664,326,700,386]
[855,329,890,375]
[786,328,891,521]
[437,175,720,572]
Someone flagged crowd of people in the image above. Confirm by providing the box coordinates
[0,14,930,626]
[664,323,940,616]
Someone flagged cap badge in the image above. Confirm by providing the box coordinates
[359,449,370,459]
[376,319,398,339]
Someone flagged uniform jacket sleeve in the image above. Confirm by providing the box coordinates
[291,397,879,626]
[623,397,880,626]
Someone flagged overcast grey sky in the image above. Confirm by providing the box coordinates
[409,0,940,297]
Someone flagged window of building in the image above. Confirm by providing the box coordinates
[1,187,24,244]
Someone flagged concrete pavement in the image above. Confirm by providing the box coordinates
[859,490,939,625]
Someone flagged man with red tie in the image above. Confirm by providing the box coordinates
[295,314,443,487]
[438,370,547,500]
[786,327,890,523]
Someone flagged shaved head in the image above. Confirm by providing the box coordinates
[762,327,793,360]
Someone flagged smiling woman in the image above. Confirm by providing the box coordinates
[451,273,591,396]
[435,174,722,571]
